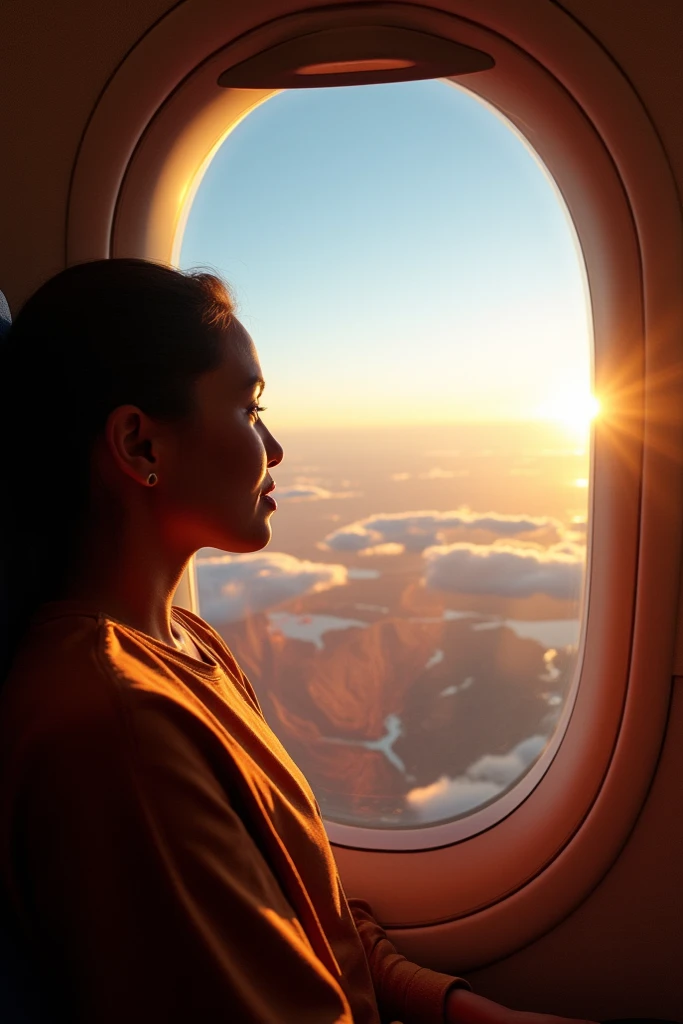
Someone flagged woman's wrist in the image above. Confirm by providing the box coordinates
[445,988,512,1024]
[445,988,599,1024]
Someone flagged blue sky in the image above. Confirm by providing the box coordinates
[180,79,592,429]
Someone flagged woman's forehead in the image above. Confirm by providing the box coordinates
[216,319,264,392]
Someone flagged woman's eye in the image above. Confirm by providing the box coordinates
[249,404,267,419]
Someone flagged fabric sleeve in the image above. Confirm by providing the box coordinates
[349,898,472,1024]
[11,685,353,1024]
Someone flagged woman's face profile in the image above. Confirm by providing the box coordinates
[160,318,284,556]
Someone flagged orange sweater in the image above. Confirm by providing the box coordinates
[0,603,470,1023]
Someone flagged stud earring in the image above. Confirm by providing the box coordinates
[146,472,158,487]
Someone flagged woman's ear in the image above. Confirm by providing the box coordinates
[104,404,161,486]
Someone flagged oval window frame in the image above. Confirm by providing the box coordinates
[66,0,682,968]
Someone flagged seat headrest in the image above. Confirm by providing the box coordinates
[0,290,11,340]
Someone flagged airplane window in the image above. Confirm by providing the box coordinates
[179,80,593,831]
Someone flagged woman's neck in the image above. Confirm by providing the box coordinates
[61,514,191,647]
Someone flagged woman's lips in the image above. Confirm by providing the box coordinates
[260,493,277,511]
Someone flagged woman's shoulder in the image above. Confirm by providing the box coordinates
[0,605,128,771]
[0,604,220,778]
[5,602,104,693]
[2,601,189,736]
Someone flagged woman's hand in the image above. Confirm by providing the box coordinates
[445,987,599,1024]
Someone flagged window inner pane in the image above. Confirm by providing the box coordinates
[180,80,592,830]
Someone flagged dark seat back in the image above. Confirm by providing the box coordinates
[0,288,54,1020]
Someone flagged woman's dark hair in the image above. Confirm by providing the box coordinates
[0,258,235,675]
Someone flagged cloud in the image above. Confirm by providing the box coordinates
[560,518,588,544]
[418,467,459,479]
[322,510,560,555]
[466,734,547,786]
[406,734,547,821]
[276,484,358,502]
[358,543,405,557]
[195,551,348,622]
[391,468,469,481]
[422,541,584,600]
[406,776,501,819]
[320,523,375,552]
[277,484,333,501]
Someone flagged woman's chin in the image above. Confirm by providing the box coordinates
[231,526,273,554]
[250,530,273,551]
[202,515,274,555]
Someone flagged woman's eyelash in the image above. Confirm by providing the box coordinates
[250,404,267,415]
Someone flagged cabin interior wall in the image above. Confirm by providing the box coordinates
[559,0,683,192]
[0,0,176,307]
[0,0,681,1016]
[465,678,683,1019]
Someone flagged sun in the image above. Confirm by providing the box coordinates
[537,390,601,434]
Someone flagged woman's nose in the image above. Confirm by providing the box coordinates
[266,431,284,468]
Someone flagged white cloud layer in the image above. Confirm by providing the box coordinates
[346,568,380,580]
[406,734,547,820]
[358,543,405,557]
[276,484,358,502]
[423,541,584,600]
[196,551,348,623]
[322,510,559,554]
[418,467,460,479]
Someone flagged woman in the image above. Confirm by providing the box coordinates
[0,259,596,1024]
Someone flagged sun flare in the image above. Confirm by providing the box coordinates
[537,391,600,434]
